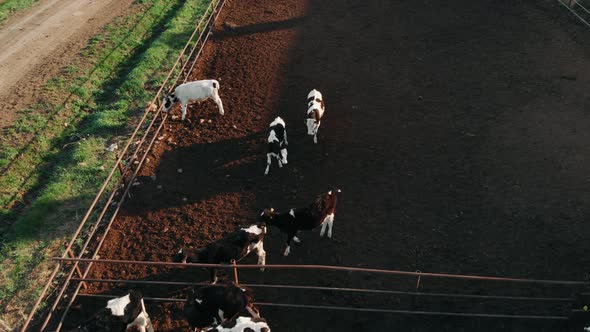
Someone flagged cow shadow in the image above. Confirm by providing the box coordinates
[212,16,307,40]
[121,131,269,215]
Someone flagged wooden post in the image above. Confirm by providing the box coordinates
[231,259,239,285]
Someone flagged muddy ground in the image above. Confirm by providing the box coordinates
[61,0,590,330]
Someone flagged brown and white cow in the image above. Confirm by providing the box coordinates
[305,89,325,144]
[259,189,340,256]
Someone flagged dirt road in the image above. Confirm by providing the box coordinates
[0,0,134,128]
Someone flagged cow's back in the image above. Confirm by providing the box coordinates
[175,79,219,100]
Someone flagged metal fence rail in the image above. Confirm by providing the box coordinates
[73,293,570,321]
[52,257,584,323]
[69,278,576,302]
[21,0,227,330]
[53,257,588,286]
[558,0,590,28]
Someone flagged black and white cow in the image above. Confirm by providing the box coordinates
[68,290,153,332]
[162,79,225,120]
[204,316,270,332]
[305,89,325,144]
[259,189,340,256]
[183,282,260,331]
[264,116,288,175]
[174,224,267,283]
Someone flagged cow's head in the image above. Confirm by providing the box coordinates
[328,188,342,195]
[162,93,177,113]
[258,208,276,223]
[173,248,189,263]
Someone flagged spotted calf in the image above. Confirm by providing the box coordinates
[174,223,267,283]
[259,189,340,256]
[306,89,325,144]
[264,116,288,175]
[68,290,153,332]
[183,282,260,331]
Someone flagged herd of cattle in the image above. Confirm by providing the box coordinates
[68,81,339,331]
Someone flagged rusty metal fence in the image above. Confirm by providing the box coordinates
[20,0,227,330]
[54,257,587,323]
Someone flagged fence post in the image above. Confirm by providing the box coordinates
[231,259,239,285]
[116,158,124,177]
[416,270,422,290]
[64,245,87,289]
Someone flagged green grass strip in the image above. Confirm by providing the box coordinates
[0,0,210,328]
[0,0,39,24]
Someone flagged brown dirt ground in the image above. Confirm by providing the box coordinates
[0,0,135,129]
[59,0,590,331]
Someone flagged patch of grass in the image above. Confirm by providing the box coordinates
[0,0,39,24]
[0,0,212,328]
[11,111,48,135]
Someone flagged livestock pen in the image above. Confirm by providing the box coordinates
[23,0,590,331]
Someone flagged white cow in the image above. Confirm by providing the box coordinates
[163,79,225,120]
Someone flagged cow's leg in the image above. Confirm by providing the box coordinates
[218,309,226,322]
[256,242,266,271]
[320,216,329,237]
[213,92,224,115]
[264,153,271,175]
[209,268,218,284]
[246,306,260,319]
[283,232,296,256]
[227,311,241,325]
[327,213,335,238]
[278,156,283,168]
[314,123,321,144]
[292,231,301,243]
[181,102,188,121]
